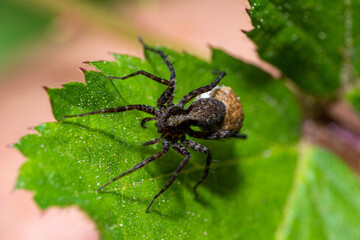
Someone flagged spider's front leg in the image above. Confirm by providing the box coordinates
[140,117,157,129]
[138,37,177,108]
[62,105,159,119]
[107,70,170,86]
[177,71,226,108]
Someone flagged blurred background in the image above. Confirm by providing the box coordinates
[0,0,270,239]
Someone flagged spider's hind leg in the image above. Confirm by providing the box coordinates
[146,142,191,212]
[97,140,170,192]
[188,129,247,140]
[182,139,212,199]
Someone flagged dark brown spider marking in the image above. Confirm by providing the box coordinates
[63,37,247,212]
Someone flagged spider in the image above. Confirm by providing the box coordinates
[63,38,247,212]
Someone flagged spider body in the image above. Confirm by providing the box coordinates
[63,38,247,212]
[155,98,225,135]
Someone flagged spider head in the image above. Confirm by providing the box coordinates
[155,120,165,133]
[155,106,190,134]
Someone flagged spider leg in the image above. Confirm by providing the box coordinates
[178,71,226,108]
[62,105,159,119]
[141,117,157,129]
[138,37,176,108]
[182,139,212,199]
[107,70,170,86]
[146,142,190,212]
[97,140,170,192]
[188,129,247,140]
[142,133,165,146]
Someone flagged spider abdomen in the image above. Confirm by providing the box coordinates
[197,86,244,132]
[187,98,226,131]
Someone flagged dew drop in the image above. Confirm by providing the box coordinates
[318,32,327,40]
[262,149,273,158]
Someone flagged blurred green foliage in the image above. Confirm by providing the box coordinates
[248,0,359,97]
[0,1,53,73]
[276,145,360,240]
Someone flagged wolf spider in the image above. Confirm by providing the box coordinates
[63,38,247,212]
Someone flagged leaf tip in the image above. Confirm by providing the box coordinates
[82,61,90,64]
[79,67,87,73]
[42,85,49,92]
[7,143,15,148]
[245,7,251,12]
[138,35,145,46]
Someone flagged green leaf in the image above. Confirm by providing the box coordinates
[352,0,360,77]
[16,45,301,239]
[247,0,360,96]
[276,144,360,240]
[346,83,360,113]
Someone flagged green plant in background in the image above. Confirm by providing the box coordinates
[0,1,52,74]
[15,0,360,239]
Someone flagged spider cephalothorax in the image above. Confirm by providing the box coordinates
[63,38,247,212]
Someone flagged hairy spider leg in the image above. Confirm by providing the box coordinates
[62,105,159,119]
[107,70,170,86]
[178,71,226,108]
[142,133,165,146]
[188,129,247,140]
[97,140,170,192]
[146,142,190,212]
[138,37,177,108]
[182,139,212,199]
[141,117,157,129]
